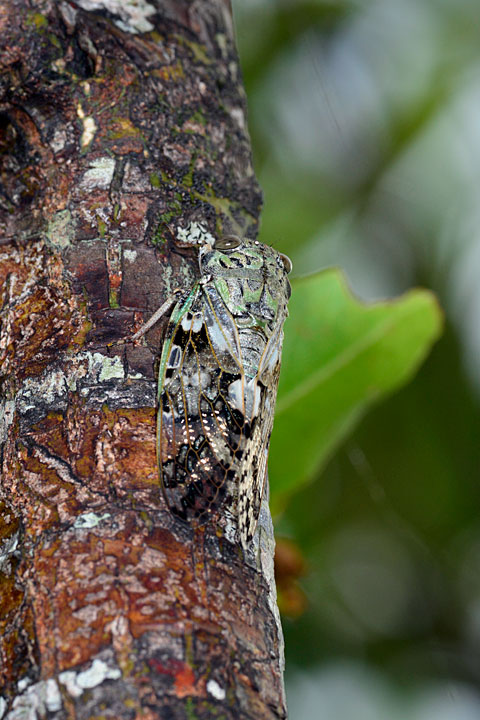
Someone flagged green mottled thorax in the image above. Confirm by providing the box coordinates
[200,240,287,320]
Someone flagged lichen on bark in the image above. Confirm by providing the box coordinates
[0,1,286,717]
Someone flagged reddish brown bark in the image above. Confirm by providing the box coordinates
[0,1,286,717]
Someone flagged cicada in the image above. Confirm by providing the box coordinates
[139,234,292,545]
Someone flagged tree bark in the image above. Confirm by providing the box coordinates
[0,2,286,718]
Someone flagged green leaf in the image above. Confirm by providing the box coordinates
[269,269,443,511]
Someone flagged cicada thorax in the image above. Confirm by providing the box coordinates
[157,236,291,545]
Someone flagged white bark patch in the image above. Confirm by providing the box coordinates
[77,103,97,148]
[88,352,125,382]
[176,222,216,248]
[0,697,6,719]
[46,209,76,249]
[44,680,62,713]
[6,679,62,718]
[50,127,67,153]
[60,659,121,698]
[230,107,246,132]
[58,672,83,699]
[75,0,156,34]
[215,32,227,58]
[80,157,116,190]
[105,614,129,637]
[0,531,19,571]
[59,1,78,31]
[0,399,15,444]
[73,604,102,624]
[206,679,226,701]
[74,512,111,529]
[123,248,137,263]
[18,369,68,413]
[16,352,150,421]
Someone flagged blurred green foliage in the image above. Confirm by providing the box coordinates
[271,270,441,510]
[232,0,480,716]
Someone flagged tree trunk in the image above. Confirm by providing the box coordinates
[0,2,286,717]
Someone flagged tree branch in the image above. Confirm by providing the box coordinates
[0,1,286,717]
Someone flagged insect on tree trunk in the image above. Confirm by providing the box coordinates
[0,1,287,718]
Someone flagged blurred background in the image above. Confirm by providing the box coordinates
[232,1,480,718]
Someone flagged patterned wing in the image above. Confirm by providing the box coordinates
[202,283,287,545]
[235,309,286,544]
[157,272,287,544]
[157,283,247,526]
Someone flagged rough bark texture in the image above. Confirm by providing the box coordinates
[0,1,286,718]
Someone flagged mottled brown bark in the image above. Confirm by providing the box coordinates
[0,2,286,718]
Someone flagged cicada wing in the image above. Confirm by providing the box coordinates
[236,316,286,544]
[157,280,286,545]
[157,286,245,526]
[202,284,288,545]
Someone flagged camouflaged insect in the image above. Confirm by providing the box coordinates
[156,235,292,546]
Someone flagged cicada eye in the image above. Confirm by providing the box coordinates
[214,235,242,252]
[279,253,293,274]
